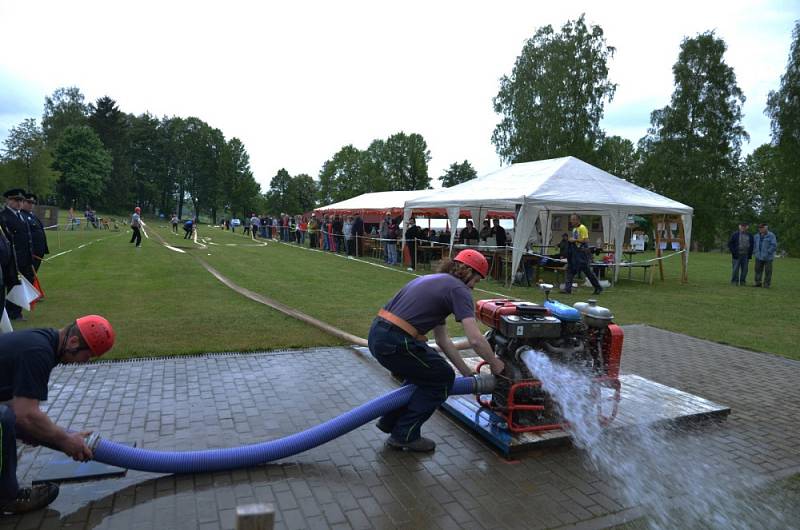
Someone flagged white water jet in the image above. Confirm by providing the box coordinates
[521,349,791,529]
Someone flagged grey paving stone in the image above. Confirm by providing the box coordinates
[3,328,797,529]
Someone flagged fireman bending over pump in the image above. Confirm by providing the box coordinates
[0,316,115,515]
[369,249,505,452]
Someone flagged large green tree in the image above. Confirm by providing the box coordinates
[129,113,170,213]
[1,118,58,196]
[636,31,747,249]
[88,96,133,211]
[222,137,261,219]
[317,145,365,204]
[439,160,477,188]
[265,168,293,214]
[287,173,317,213]
[172,117,226,218]
[492,15,616,164]
[765,21,800,254]
[361,140,392,193]
[383,132,431,190]
[52,125,112,208]
[42,87,89,148]
[595,135,637,181]
[737,144,780,227]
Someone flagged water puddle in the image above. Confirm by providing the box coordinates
[521,349,794,529]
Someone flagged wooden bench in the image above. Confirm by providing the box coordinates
[597,263,653,284]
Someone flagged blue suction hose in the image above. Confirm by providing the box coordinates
[87,374,495,473]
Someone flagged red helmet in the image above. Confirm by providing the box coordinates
[134,207,141,213]
[76,315,115,357]
[454,249,489,278]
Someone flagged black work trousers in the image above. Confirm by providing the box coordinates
[0,405,18,500]
[130,227,142,246]
[565,251,600,293]
[368,319,454,443]
[754,259,773,287]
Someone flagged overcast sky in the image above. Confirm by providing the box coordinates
[1,0,797,192]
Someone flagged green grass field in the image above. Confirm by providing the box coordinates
[15,220,800,360]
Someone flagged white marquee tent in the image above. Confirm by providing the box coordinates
[315,190,434,216]
[403,156,694,282]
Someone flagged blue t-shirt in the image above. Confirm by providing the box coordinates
[0,328,60,402]
[384,273,475,334]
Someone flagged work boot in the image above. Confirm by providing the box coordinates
[375,419,393,434]
[386,436,436,452]
[0,483,59,515]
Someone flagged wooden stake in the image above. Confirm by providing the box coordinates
[235,503,274,530]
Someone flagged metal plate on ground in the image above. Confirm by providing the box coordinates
[442,374,731,456]
[32,443,135,484]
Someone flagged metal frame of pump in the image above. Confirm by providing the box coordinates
[474,305,624,434]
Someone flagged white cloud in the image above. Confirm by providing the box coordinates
[0,0,797,191]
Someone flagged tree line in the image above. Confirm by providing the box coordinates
[1,15,797,253]
[492,15,800,253]
[0,89,262,221]
[0,89,466,222]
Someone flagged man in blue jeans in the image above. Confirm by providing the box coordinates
[727,222,754,285]
[753,223,777,288]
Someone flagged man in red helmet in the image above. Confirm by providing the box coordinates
[0,315,115,515]
[130,207,142,248]
[368,249,504,452]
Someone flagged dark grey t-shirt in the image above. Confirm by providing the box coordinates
[0,328,59,402]
[384,273,475,334]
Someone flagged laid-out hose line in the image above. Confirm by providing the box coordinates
[151,228,474,351]
[87,374,495,473]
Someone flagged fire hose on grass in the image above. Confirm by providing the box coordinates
[84,374,495,473]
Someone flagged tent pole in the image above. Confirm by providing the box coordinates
[656,215,665,281]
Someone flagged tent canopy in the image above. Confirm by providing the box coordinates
[403,156,693,282]
[405,156,692,214]
[316,190,433,217]
[316,190,515,220]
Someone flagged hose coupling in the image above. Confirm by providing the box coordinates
[85,432,102,452]
[471,373,496,394]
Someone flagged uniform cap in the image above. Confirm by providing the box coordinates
[3,188,26,199]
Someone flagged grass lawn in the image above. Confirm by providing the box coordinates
[15,221,800,360]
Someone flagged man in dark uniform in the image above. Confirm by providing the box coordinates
[0,315,115,514]
[0,218,15,316]
[0,189,33,320]
[21,193,49,273]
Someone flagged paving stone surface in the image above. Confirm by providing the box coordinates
[1,325,799,529]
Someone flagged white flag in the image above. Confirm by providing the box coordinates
[0,308,13,333]
[7,275,42,311]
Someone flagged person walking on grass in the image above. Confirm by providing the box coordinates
[170,213,179,233]
[368,249,504,452]
[0,316,115,515]
[130,207,142,248]
[728,222,754,286]
[561,214,602,295]
[183,218,195,239]
[753,223,777,288]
